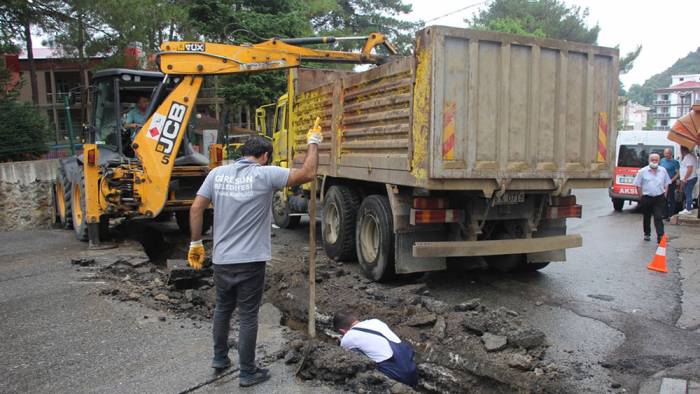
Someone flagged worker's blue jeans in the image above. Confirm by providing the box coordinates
[212,262,266,373]
[683,177,697,211]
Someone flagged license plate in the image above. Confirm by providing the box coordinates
[616,175,635,184]
[494,191,525,205]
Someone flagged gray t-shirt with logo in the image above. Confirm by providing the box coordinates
[197,159,290,265]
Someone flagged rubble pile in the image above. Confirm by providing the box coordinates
[85,242,562,392]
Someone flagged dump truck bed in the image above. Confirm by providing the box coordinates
[291,26,619,195]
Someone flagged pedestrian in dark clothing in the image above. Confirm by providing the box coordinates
[659,147,680,219]
[633,153,671,243]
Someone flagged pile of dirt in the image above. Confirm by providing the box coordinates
[84,236,562,393]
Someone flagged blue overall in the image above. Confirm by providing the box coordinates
[350,327,419,387]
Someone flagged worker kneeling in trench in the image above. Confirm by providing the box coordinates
[333,310,419,387]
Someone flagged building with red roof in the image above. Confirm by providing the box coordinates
[653,74,700,129]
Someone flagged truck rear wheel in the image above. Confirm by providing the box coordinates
[323,185,361,261]
[175,210,213,236]
[356,195,395,282]
[71,175,89,242]
[273,191,301,229]
[55,166,73,229]
[612,198,624,212]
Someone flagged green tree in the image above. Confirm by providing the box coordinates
[0,0,65,104]
[310,0,422,55]
[468,0,599,44]
[188,0,318,109]
[0,101,51,161]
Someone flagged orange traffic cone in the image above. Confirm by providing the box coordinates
[647,235,668,273]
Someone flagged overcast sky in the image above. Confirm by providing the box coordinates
[405,0,700,89]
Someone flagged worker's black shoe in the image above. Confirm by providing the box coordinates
[643,234,651,241]
[239,367,270,387]
[211,356,231,370]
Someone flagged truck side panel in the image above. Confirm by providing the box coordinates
[424,27,619,181]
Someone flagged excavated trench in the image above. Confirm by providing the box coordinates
[84,223,566,393]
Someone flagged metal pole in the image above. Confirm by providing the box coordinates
[64,95,76,156]
[308,178,317,338]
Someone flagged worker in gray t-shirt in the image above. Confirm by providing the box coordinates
[188,122,322,388]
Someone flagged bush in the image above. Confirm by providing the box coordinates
[0,101,51,162]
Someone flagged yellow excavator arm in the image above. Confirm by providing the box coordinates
[124,33,396,217]
[158,33,397,74]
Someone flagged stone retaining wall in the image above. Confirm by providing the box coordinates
[0,159,59,231]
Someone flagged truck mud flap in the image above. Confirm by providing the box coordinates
[412,234,582,258]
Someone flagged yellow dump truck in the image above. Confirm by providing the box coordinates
[262,26,619,281]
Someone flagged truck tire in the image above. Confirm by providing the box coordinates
[175,210,213,236]
[612,198,624,212]
[322,185,361,261]
[71,173,89,242]
[272,191,301,229]
[356,195,395,282]
[55,165,73,229]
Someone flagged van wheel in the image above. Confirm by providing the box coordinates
[356,195,395,282]
[322,185,361,261]
[518,262,550,272]
[612,198,624,212]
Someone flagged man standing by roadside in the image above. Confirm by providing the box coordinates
[678,146,698,215]
[660,147,680,219]
[633,153,671,243]
[187,121,322,387]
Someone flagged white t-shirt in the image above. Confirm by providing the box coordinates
[680,154,698,180]
[340,319,401,363]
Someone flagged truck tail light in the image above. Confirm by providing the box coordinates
[215,146,223,163]
[550,195,576,206]
[546,204,582,219]
[87,149,96,166]
[410,209,464,225]
[412,197,447,209]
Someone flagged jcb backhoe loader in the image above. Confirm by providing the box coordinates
[54,33,397,247]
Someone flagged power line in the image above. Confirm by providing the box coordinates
[424,1,490,24]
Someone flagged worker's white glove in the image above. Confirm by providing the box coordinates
[306,117,323,145]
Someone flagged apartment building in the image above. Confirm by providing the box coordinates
[653,74,700,129]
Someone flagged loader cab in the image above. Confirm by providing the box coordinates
[91,69,166,157]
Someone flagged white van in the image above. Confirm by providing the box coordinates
[609,130,680,211]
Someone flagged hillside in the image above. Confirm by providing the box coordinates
[627,47,700,106]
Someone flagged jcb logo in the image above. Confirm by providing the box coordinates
[185,43,205,52]
[156,102,187,164]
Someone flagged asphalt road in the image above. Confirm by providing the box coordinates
[0,230,335,394]
[424,189,700,392]
[2,188,699,393]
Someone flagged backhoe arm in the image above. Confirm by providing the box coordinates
[158,33,396,75]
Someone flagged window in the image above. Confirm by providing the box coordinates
[662,94,669,100]
[274,105,285,132]
[661,120,668,127]
[93,79,118,150]
[618,145,670,168]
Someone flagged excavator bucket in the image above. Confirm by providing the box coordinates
[668,104,700,148]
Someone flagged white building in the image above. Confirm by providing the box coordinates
[653,74,700,129]
[623,102,650,130]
